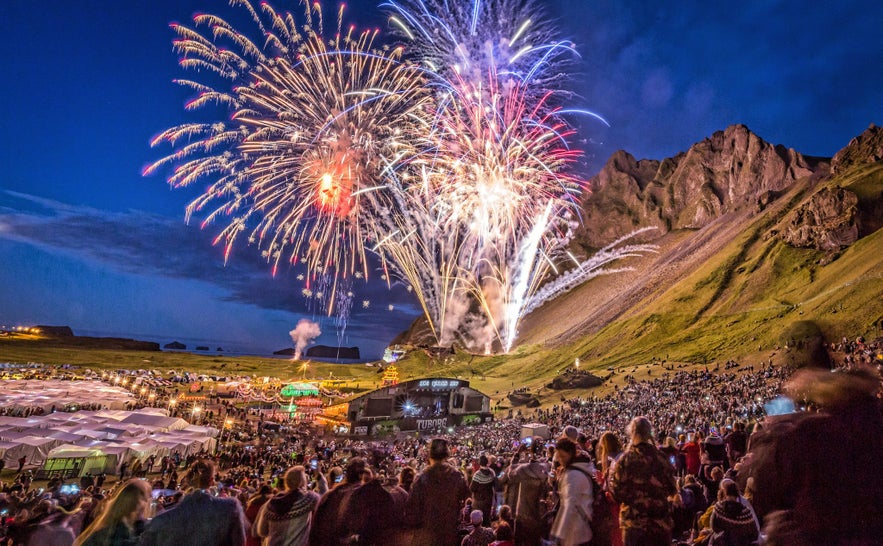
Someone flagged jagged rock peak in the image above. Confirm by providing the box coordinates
[831,123,883,175]
[574,125,825,249]
[778,186,860,252]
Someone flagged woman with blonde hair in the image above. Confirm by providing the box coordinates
[74,478,152,546]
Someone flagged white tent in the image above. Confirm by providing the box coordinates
[43,444,119,476]
[120,413,189,432]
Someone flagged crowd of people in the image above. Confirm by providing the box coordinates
[0,337,880,546]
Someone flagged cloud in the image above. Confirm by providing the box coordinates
[0,191,421,331]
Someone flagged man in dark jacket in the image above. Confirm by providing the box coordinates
[406,438,470,545]
[309,458,366,545]
[343,467,397,545]
[742,367,883,545]
[139,459,246,546]
[499,438,550,546]
[609,416,677,546]
[470,455,497,526]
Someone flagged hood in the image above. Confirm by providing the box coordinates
[265,490,314,519]
[569,460,596,476]
[472,467,496,484]
[514,460,550,480]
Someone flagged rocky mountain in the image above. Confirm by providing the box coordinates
[776,186,860,252]
[391,123,882,385]
[573,124,826,250]
[831,124,883,175]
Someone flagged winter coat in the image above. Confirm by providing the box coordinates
[406,462,470,546]
[550,461,594,546]
[708,499,759,546]
[609,442,677,538]
[138,490,246,546]
[255,489,319,546]
[743,394,883,545]
[500,460,550,546]
[470,467,497,523]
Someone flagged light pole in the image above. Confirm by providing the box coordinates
[191,405,201,425]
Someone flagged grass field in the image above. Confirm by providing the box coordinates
[2,164,881,407]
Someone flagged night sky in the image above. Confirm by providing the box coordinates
[1,0,881,358]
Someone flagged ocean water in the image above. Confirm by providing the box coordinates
[75,329,369,363]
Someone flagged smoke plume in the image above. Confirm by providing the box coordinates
[289,319,322,360]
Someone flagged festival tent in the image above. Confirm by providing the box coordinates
[100,444,134,469]
[0,440,35,465]
[77,429,118,441]
[41,444,119,477]
[119,413,189,432]
[180,424,219,437]
[0,436,57,465]
[46,430,88,443]
[16,436,63,462]
[2,407,219,470]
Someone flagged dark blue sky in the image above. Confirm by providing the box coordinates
[1,0,880,358]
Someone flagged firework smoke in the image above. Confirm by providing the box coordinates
[289,318,322,361]
[150,0,652,355]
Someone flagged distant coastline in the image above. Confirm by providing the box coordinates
[1,326,375,363]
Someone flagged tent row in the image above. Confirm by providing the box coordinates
[0,379,136,412]
[0,407,219,477]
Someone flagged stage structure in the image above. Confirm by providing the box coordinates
[322,378,492,436]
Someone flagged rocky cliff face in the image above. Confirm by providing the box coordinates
[778,187,860,252]
[574,124,826,249]
[831,124,883,175]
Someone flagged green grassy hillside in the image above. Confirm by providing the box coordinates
[1,164,881,406]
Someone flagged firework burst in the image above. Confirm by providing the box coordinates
[144,0,429,314]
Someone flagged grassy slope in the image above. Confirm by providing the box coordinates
[1,165,881,405]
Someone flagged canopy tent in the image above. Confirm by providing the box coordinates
[119,413,189,431]
[0,380,134,412]
[0,398,221,473]
[41,444,119,477]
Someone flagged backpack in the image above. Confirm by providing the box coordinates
[554,466,617,546]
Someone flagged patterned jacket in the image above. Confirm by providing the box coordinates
[255,489,320,546]
[608,442,677,536]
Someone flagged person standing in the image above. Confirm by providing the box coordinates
[308,458,366,545]
[609,416,677,546]
[743,367,883,545]
[499,439,550,546]
[406,438,470,545]
[549,437,594,546]
[138,459,246,546]
[255,466,319,546]
[470,455,497,526]
[75,478,152,546]
[245,485,274,546]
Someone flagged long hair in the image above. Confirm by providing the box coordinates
[596,431,623,475]
[74,479,151,546]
